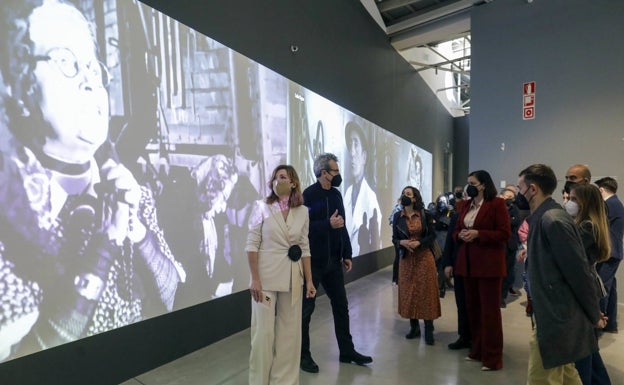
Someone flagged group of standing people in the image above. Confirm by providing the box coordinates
[392,170,511,370]
[392,163,620,385]
[243,152,620,385]
[246,153,372,385]
[519,163,618,385]
[451,164,619,383]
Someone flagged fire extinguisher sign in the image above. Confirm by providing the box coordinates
[523,81,536,120]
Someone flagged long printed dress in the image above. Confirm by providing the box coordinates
[398,211,441,320]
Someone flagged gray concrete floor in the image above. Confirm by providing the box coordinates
[120,265,624,385]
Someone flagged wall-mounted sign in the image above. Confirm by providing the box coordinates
[523,81,536,120]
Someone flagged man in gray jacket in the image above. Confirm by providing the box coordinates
[517,164,606,384]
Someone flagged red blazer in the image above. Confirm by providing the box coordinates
[452,197,511,278]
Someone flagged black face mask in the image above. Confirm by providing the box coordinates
[515,190,530,210]
[330,173,342,187]
[505,198,514,206]
[437,202,447,212]
[466,185,479,198]
[564,180,577,194]
[454,191,463,200]
[400,195,412,207]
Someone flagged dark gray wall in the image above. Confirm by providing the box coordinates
[453,115,470,188]
[0,1,452,384]
[470,0,624,187]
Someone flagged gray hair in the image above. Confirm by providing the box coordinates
[313,153,338,178]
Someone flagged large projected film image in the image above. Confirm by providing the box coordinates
[0,0,432,361]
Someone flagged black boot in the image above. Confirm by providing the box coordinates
[405,319,420,339]
[424,320,435,345]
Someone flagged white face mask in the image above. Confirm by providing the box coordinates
[564,200,579,217]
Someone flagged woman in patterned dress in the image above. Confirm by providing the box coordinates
[392,186,441,345]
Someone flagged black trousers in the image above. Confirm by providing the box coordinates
[454,273,471,340]
[392,246,400,283]
[501,248,517,300]
[598,258,621,331]
[301,260,354,358]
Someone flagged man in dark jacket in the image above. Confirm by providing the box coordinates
[518,164,606,382]
[595,177,624,334]
[300,153,372,373]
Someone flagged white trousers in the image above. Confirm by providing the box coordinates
[249,289,302,385]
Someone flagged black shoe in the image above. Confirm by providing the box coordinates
[339,351,373,365]
[603,327,618,334]
[405,327,421,339]
[448,338,471,350]
[300,356,319,373]
[500,301,507,308]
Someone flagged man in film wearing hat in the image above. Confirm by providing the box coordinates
[343,121,381,257]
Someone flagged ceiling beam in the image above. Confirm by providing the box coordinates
[409,61,469,75]
[386,0,474,35]
[390,11,469,50]
[425,45,469,73]
[379,0,453,13]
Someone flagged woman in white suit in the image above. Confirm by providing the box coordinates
[247,165,316,385]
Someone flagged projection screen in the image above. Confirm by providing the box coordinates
[0,0,432,362]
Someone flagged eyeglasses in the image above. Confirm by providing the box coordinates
[31,47,111,88]
[326,168,340,175]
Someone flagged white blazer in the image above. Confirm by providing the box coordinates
[245,200,310,292]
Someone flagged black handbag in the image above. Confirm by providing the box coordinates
[430,240,443,261]
[288,245,302,261]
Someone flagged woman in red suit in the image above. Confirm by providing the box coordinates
[452,170,510,371]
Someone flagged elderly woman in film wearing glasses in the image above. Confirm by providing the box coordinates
[0,0,185,362]
[246,165,316,385]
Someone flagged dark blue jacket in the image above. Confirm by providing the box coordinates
[605,194,624,260]
[303,182,352,268]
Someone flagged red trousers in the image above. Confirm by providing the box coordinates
[463,276,504,370]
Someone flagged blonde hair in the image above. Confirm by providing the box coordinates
[571,184,611,262]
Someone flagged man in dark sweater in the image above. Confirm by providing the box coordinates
[300,153,372,373]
